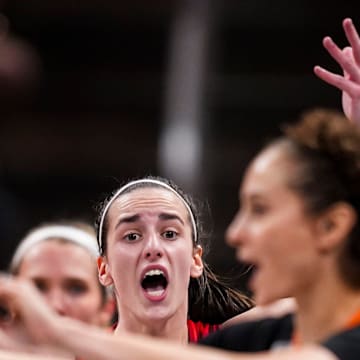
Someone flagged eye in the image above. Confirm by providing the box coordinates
[251,203,268,216]
[66,281,88,296]
[32,279,48,293]
[124,232,141,242]
[162,230,178,240]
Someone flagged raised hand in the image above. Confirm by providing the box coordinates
[314,18,360,125]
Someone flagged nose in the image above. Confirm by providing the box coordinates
[46,289,68,316]
[226,211,246,248]
[143,232,164,261]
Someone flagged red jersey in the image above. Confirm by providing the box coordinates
[187,319,220,343]
[110,319,220,344]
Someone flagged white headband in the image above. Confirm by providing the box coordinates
[10,225,100,272]
[98,179,198,251]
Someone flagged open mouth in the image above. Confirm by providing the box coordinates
[141,269,168,298]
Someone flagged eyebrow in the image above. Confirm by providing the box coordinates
[241,192,263,201]
[115,212,185,230]
[115,214,140,229]
[158,212,185,225]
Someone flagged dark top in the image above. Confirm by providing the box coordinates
[199,314,293,352]
[323,326,360,360]
[199,314,360,359]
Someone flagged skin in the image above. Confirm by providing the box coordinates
[0,349,70,359]
[0,236,336,360]
[314,18,360,124]
[0,153,348,358]
[226,144,360,345]
[2,17,360,357]
[225,146,322,306]
[17,240,111,327]
[98,187,203,341]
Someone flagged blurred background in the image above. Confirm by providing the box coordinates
[0,0,358,286]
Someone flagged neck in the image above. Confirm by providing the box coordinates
[114,305,189,344]
[294,268,360,344]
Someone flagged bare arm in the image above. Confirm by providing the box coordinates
[53,318,337,360]
[0,277,338,360]
[0,349,70,360]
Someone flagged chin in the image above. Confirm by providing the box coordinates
[144,307,173,321]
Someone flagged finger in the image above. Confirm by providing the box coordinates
[0,277,29,318]
[323,37,360,82]
[343,18,360,66]
[314,65,360,97]
[0,330,27,352]
[343,47,354,79]
[0,277,16,315]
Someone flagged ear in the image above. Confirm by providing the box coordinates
[315,202,357,253]
[97,256,114,287]
[190,245,203,278]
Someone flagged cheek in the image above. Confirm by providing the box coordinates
[105,248,140,295]
[72,289,103,313]
[172,246,194,275]
[262,220,316,273]
[255,212,309,248]
[245,221,276,254]
[243,224,289,266]
[110,244,139,271]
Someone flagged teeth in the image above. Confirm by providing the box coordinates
[147,289,165,297]
[144,269,164,278]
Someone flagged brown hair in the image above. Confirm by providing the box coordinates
[95,176,253,324]
[269,109,360,288]
[11,220,109,303]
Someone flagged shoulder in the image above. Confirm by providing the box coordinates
[322,325,360,360]
[198,314,293,351]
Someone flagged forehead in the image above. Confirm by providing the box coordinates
[18,240,97,278]
[107,187,190,222]
[242,145,296,195]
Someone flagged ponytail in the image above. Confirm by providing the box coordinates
[188,263,253,324]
